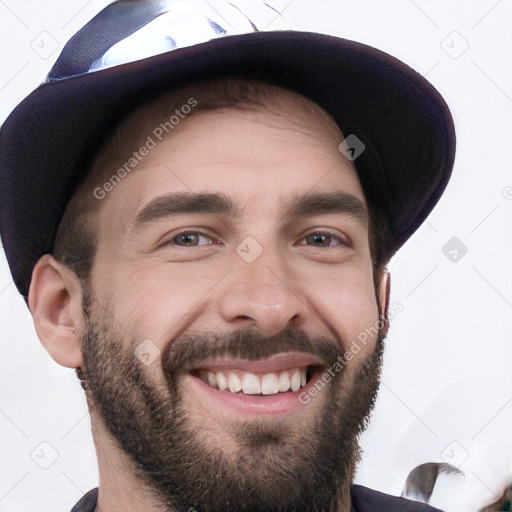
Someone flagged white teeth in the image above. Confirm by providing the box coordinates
[207,371,217,388]
[216,371,228,391]
[261,373,279,395]
[242,372,261,394]
[277,370,290,392]
[199,367,310,394]
[228,372,242,393]
[290,370,301,392]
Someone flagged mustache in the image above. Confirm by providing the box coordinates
[162,325,342,375]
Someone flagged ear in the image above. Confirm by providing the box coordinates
[378,269,391,338]
[28,254,84,368]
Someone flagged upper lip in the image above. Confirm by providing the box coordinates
[188,352,325,374]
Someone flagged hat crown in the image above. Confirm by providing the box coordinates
[47,0,289,82]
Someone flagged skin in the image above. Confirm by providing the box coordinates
[28,97,389,512]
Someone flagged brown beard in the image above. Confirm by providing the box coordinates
[78,288,385,512]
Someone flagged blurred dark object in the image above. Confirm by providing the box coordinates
[402,462,463,503]
[479,480,512,511]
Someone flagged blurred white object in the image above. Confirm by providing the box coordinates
[396,383,512,512]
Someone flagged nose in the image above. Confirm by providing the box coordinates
[217,247,309,338]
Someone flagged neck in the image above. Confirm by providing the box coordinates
[91,417,168,512]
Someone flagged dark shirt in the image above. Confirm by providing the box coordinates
[70,485,443,511]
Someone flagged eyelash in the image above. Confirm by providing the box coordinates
[160,229,348,249]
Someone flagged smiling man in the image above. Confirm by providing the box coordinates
[0,1,455,511]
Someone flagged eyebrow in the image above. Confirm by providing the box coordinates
[131,190,368,231]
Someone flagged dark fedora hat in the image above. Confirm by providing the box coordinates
[0,0,455,302]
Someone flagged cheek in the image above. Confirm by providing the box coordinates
[311,266,379,355]
[101,260,223,342]
[92,248,378,364]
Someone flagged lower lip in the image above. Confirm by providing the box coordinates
[183,371,322,416]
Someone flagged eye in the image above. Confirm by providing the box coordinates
[302,230,347,248]
[158,229,347,249]
[160,230,218,248]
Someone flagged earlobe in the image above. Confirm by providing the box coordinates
[378,270,391,338]
[28,254,84,368]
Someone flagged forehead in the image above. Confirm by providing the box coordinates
[94,101,366,240]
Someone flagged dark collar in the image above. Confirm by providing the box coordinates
[70,485,443,511]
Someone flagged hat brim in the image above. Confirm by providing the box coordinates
[0,30,455,299]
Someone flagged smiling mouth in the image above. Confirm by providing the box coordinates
[192,366,321,395]
[187,351,325,397]
[183,354,328,415]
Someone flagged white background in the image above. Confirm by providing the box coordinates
[1,1,511,511]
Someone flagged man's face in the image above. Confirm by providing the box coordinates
[80,99,385,511]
